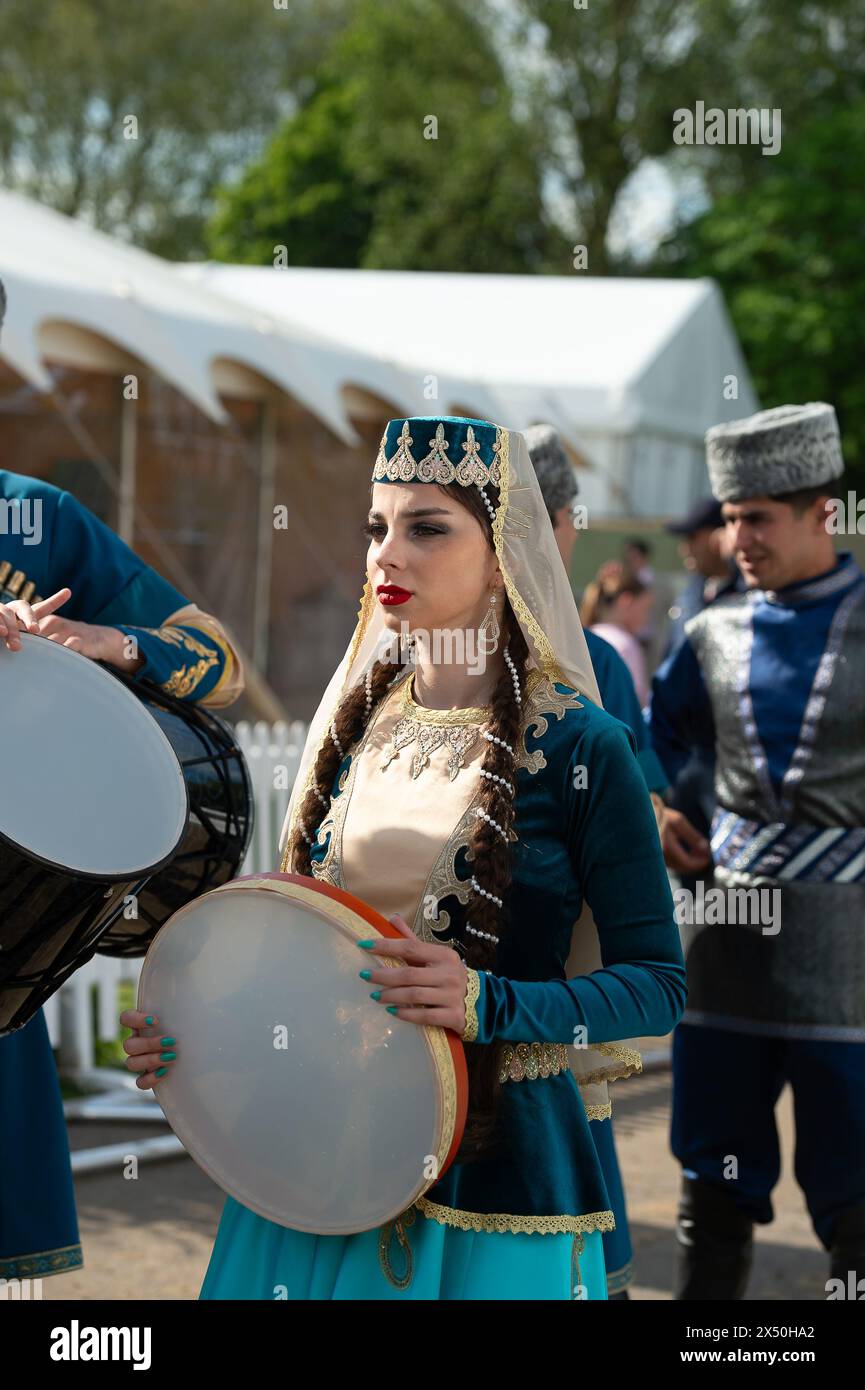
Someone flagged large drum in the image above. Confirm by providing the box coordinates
[95,672,253,956]
[0,634,188,1033]
[138,874,468,1234]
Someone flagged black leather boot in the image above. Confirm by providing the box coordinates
[828,1202,865,1296]
[673,1174,754,1300]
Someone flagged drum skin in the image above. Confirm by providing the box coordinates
[138,873,468,1234]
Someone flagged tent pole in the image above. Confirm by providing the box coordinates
[118,389,137,545]
[253,397,277,672]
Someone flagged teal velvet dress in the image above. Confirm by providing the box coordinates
[200,669,686,1300]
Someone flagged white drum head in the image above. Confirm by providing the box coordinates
[0,635,188,875]
[139,879,464,1235]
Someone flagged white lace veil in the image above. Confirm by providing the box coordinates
[278,416,642,1100]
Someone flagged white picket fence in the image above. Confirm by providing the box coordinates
[45,718,308,1074]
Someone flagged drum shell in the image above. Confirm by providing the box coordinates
[0,841,144,1034]
[96,679,253,957]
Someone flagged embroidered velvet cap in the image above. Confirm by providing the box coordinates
[706,402,844,503]
[373,416,503,488]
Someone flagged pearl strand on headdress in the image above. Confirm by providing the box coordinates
[503,642,521,707]
[477,485,497,524]
[329,721,344,758]
[364,667,373,717]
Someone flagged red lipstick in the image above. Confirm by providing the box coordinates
[376,584,412,606]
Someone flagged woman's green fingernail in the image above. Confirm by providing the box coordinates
[359,968,372,981]
[160,1051,176,1061]
[386,1005,398,1015]
[357,939,375,949]
[155,1067,168,1077]
[145,1016,154,1025]
[160,1037,176,1046]
[370,990,382,1001]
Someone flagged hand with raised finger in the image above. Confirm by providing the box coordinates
[0,587,71,653]
[119,1009,178,1091]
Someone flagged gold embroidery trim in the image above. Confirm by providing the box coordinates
[587,1042,644,1084]
[585,1102,612,1121]
[461,968,480,1042]
[0,1242,83,1279]
[282,576,377,859]
[571,1231,585,1299]
[498,1041,570,1082]
[134,622,220,698]
[413,1196,615,1236]
[402,671,491,726]
[491,428,569,689]
[373,421,502,488]
[378,1207,416,1290]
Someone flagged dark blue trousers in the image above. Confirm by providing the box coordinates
[0,1009,82,1278]
[671,1021,865,1250]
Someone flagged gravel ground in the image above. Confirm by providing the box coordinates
[39,1062,828,1302]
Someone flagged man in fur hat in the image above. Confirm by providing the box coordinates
[649,402,865,1299]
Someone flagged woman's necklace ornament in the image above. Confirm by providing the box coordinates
[380,674,491,781]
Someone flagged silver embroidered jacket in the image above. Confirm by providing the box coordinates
[650,552,865,1041]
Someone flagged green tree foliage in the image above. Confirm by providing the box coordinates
[207,0,558,272]
[682,0,865,197]
[655,101,865,485]
[0,0,349,258]
[512,0,708,274]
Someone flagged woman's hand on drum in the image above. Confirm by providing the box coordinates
[359,913,469,1034]
[119,1010,178,1089]
[0,587,71,652]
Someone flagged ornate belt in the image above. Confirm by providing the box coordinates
[498,1041,570,1083]
[711,810,865,883]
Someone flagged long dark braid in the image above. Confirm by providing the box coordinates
[286,479,531,1160]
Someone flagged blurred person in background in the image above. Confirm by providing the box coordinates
[664,497,740,657]
[623,537,654,587]
[526,423,670,1300]
[580,560,654,707]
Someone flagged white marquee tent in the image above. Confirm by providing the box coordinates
[0,189,758,517]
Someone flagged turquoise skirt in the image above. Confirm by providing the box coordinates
[200,1195,607,1301]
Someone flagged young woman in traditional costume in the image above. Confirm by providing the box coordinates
[126,415,686,1300]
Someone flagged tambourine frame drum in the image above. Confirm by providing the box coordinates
[138,873,468,1235]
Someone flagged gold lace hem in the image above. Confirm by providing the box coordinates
[576,1043,643,1087]
[461,968,480,1043]
[413,1196,615,1236]
[585,1101,612,1121]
